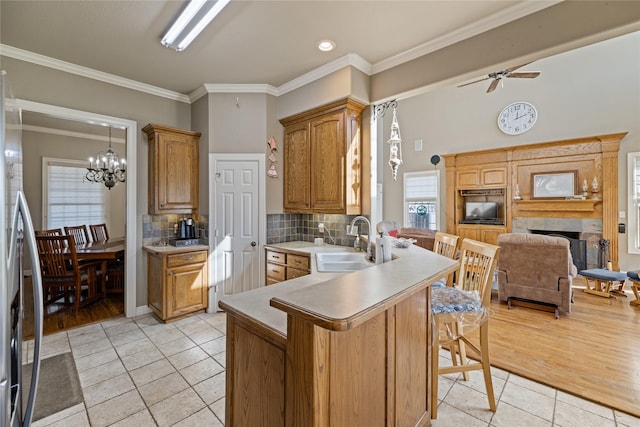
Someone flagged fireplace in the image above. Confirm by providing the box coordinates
[530,229,587,272]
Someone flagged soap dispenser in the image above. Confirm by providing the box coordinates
[354,235,361,251]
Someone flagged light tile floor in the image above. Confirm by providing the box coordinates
[24,311,640,427]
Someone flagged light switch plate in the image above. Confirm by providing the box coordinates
[415,139,423,151]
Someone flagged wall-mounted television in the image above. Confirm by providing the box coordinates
[463,202,500,223]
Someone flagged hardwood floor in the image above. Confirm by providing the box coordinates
[22,276,124,339]
[484,277,640,418]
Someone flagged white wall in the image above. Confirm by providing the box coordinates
[379,32,640,270]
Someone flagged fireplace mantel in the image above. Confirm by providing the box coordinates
[513,199,600,212]
[444,133,628,267]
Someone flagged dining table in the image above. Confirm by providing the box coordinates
[74,238,125,297]
[74,238,125,261]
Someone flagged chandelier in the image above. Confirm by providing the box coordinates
[86,127,126,190]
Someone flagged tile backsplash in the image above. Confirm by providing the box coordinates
[267,213,369,246]
[142,212,366,248]
[142,214,208,246]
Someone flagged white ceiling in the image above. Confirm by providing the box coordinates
[0,0,557,96]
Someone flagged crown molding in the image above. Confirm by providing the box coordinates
[190,83,279,102]
[277,53,372,96]
[0,44,191,104]
[21,124,126,144]
[371,1,563,74]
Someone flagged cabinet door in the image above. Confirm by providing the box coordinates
[283,122,311,211]
[166,261,208,319]
[310,111,345,212]
[286,267,309,280]
[456,225,481,242]
[480,167,507,187]
[147,254,164,318]
[481,227,506,246]
[156,132,199,213]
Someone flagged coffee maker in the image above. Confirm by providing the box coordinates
[174,218,198,246]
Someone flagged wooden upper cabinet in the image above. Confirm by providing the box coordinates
[310,112,344,211]
[143,124,201,214]
[280,98,365,214]
[283,121,311,211]
[456,165,507,189]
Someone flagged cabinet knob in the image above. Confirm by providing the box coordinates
[251,241,257,247]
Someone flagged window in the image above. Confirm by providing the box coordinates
[403,171,439,230]
[42,157,108,230]
[629,152,640,254]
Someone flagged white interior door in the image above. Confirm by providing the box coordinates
[209,154,265,311]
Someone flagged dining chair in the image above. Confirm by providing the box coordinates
[432,231,460,286]
[64,225,91,245]
[430,238,500,419]
[35,228,63,236]
[35,235,106,313]
[89,223,110,242]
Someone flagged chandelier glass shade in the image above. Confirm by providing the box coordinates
[86,127,126,190]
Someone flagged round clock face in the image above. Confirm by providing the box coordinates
[498,102,537,135]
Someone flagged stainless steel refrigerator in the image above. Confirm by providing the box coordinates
[0,70,44,426]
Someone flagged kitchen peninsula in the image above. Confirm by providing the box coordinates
[219,241,458,427]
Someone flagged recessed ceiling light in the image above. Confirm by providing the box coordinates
[317,40,336,52]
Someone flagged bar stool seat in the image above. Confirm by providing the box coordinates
[580,268,628,299]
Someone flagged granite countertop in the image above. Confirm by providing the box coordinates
[220,239,458,340]
[142,244,210,255]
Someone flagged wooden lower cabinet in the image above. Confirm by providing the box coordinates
[265,247,310,285]
[146,249,208,322]
[457,224,506,245]
[224,287,432,427]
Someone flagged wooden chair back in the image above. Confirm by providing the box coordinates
[457,238,501,307]
[36,234,104,312]
[35,228,63,236]
[89,223,110,242]
[36,235,79,277]
[64,225,90,245]
[433,232,459,260]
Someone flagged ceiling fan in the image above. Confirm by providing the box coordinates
[458,64,540,93]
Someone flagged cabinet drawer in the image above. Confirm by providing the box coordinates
[266,262,285,281]
[266,250,286,264]
[287,254,309,270]
[286,267,310,280]
[167,251,207,268]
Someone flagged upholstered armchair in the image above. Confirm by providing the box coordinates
[497,233,577,318]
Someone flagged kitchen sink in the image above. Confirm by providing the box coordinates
[315,252,375,273]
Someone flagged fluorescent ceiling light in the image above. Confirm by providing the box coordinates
[161,0,231,51]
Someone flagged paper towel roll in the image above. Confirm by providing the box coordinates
[382,236,392,262]
[375,237,384,264]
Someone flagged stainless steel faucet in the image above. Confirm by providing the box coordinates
[349,216,373,260]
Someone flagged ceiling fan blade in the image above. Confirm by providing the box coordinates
[505,63,531,72]
[457,76,491,88]
[487,79,500,93]
[507,71,540,79]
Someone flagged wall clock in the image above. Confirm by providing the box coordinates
[497,101,537,135]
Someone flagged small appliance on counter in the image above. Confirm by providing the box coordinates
[172,217,199,246]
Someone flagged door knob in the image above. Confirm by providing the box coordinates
[251,241,257,247]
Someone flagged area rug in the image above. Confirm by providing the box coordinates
[22,352,83,421]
